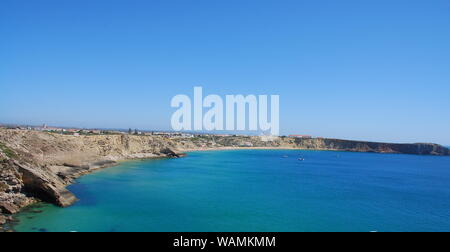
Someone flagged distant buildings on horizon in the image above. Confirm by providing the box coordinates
[0,123,316,139]
[288,134,313,139]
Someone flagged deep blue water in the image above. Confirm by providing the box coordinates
[14,150,450,232]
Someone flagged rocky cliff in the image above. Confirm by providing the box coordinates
[0,129,449,230]
[292,138,450,156]
[0,129,185,229]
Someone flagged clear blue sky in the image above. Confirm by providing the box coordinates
[1,0,449,144]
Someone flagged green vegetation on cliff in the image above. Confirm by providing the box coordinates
[0,142,17,160]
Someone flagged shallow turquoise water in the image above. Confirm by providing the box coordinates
[13,150,450,232]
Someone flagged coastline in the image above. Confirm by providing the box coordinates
[3,146,450,232]
[0,147,371,231]
[1,154,183,232]
[1,129,450,232]
[13,148,450,232]
[2,148,297,231]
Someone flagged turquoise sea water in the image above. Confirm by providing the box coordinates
[13,150,450,232]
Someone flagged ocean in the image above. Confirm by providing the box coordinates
[13,150,450,232]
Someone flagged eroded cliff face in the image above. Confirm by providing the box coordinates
[0,129,185,229]
[292,138,450,156]
[0,129,449,230]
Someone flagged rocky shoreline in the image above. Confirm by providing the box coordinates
[1,129,449,232]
